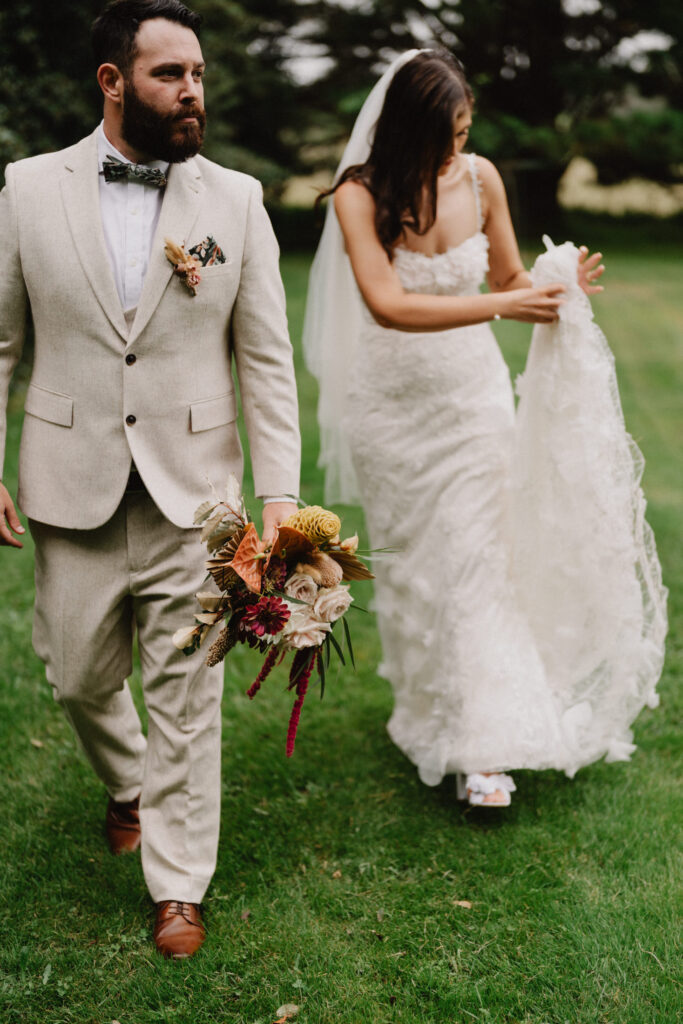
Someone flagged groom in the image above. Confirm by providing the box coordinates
[0,0,300,958]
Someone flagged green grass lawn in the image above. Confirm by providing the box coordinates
[1,239,681,1024]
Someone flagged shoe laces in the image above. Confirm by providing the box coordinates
[167,901,200,926]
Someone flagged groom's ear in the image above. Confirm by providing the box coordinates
[97,63,124,105]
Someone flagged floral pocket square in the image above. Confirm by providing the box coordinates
[188,235,226,267]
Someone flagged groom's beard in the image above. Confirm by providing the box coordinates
[121,81,207,163]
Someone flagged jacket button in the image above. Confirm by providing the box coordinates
[125,353,137,365]
[126,414,137,426]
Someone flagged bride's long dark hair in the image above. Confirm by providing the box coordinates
[318,50,473,259]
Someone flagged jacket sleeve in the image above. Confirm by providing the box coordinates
[0,164,28,481]
[230,179,301,499]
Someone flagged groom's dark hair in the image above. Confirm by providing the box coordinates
[92,0,202,74]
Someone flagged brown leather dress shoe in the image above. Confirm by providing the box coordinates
[105,794,141,855]
[154,901,206,959]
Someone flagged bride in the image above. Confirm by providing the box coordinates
[303,50,667,806]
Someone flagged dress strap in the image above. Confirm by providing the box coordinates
[467,152,484,232]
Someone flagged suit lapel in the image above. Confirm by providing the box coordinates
[60,129,129,341]
[128,158,204,345]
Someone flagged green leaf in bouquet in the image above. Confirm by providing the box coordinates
[318,645,326,700]
[327,627,346,666]
[342,616,356,669]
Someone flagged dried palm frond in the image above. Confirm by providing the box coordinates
[327,549,375,581]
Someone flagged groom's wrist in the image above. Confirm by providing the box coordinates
[262,494,298,505]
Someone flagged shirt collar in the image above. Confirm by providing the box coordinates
[97,122,170,177]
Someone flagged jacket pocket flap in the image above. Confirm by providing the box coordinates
[25,384,73,428]
[199,260,234,277]
[190,391,237,432]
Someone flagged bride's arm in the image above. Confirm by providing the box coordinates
[479,157,532,293]
[479,157,605,296]
[334,181,565,331]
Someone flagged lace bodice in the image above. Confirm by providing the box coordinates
[391,153,489,297]
[393,231,490,296]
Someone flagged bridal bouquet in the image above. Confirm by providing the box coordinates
[173,476,373,756]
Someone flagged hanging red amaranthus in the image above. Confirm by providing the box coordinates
[286,649,318,757]
[246,646,281,699]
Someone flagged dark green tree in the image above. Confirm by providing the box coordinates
[1,0,681,212]
[0,1,102,168]
[193,0,306,194]
[0,0,303,195]
[285,0,682,227]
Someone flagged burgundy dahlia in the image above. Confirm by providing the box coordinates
[241,595,291,637]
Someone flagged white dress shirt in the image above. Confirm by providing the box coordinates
[97,123,169,313]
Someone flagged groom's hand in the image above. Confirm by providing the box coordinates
[0,481,25,548]
[261,500,298,546]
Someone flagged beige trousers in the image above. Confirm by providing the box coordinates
[30,487,224,903]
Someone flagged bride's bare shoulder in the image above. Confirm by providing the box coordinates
[473,155,506,198]
[334,178,375,218]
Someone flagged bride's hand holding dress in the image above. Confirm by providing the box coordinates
[334,155,570,332]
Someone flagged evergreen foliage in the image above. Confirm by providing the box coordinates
[0,1,681,200]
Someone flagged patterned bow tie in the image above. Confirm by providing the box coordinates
[101,155,167,189]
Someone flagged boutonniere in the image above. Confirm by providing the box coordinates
[164,238,201,296]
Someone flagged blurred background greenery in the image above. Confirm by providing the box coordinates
[1,0,682,240]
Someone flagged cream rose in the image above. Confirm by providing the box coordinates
[313,585,353,623]
[284,572,319,604]
[282,607,331,649]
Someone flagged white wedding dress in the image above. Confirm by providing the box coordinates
[344,155,667,786]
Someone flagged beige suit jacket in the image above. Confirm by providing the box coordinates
[0,129,300,529]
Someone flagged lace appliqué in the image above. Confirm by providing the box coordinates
[393,232,489,297]
[346,230,666,786]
